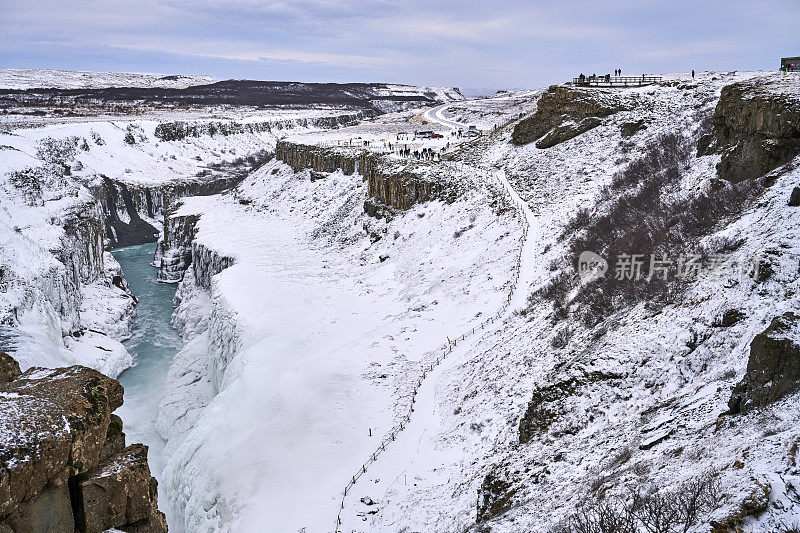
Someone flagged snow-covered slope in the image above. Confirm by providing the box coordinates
[0,68,214,89]
[156,157,522,531]
[340,71,800,532]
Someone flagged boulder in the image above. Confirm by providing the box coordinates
[0,352,20,384]
[73,444,166,533]
[0,355,167,532]
[728,313,800,414]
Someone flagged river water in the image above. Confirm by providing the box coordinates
[111,242,182,530]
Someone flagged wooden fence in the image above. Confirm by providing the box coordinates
[334,163,530,532]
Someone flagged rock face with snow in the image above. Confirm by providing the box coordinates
[0,353,21,383]
[728,313,800,414]
[713,76,800,181]
[153,113,365,142]
[101,174,245,248]
[275,140,460,209]
[0,354,166,532]
[156,202,235,285]
[156,205,200,283]
[511,84,632,146]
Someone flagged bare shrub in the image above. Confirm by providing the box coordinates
[36,136,79,165]
[210,149,274,172]
[551,474,723,533]
[8,167,44,206]
[559,130,765,325]
[551,326,573,348]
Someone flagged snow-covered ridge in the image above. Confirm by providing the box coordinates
[0,68,214,90]
[378,83,465,103]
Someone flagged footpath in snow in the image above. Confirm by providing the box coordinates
[336,98,544,532]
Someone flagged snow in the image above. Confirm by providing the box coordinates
[157,156,522,531]
[0,68,213,90]
[2,67,800,532]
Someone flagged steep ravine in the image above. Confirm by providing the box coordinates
[112,243,185,532]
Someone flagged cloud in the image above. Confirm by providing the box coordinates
[0,0,797,88]
[102,37,387,67]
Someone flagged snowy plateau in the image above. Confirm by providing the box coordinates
[0,68,799,533]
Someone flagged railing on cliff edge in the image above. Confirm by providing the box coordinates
[573,75,662,87]
[333,163,530,532]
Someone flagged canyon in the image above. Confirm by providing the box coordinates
[1,69,800,532]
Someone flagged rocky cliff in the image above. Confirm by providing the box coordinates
[0,352,166,533]
[275,140,459,210]
[511,84,634,147]
[0,192,108,338]
[100,175,245,249]
[156,201,234,286]
[712,76,800,181]
[153,112,365,142]
[156,206,200,283]
[728,313,800,414]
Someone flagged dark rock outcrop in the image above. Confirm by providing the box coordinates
[0,352,20,384]
[73,444,166,533]
[713,78,800,182]
[728,313,800,414]
[620,119,647,138]
[518,379,578,444]
[476,471,516,523]
[511,85,632,147]
[789,186,800,207]
[275,140,458,210]
[0,356,166,532]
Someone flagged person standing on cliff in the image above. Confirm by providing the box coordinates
[692,69,695,79]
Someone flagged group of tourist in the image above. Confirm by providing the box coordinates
[412,147,439,161]
[577,72,619,84]
[781,63,797,73]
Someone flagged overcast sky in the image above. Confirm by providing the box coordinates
[1,0,797,94]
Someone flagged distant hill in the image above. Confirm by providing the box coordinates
[0,70,464,114]
[0,68,214,90]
